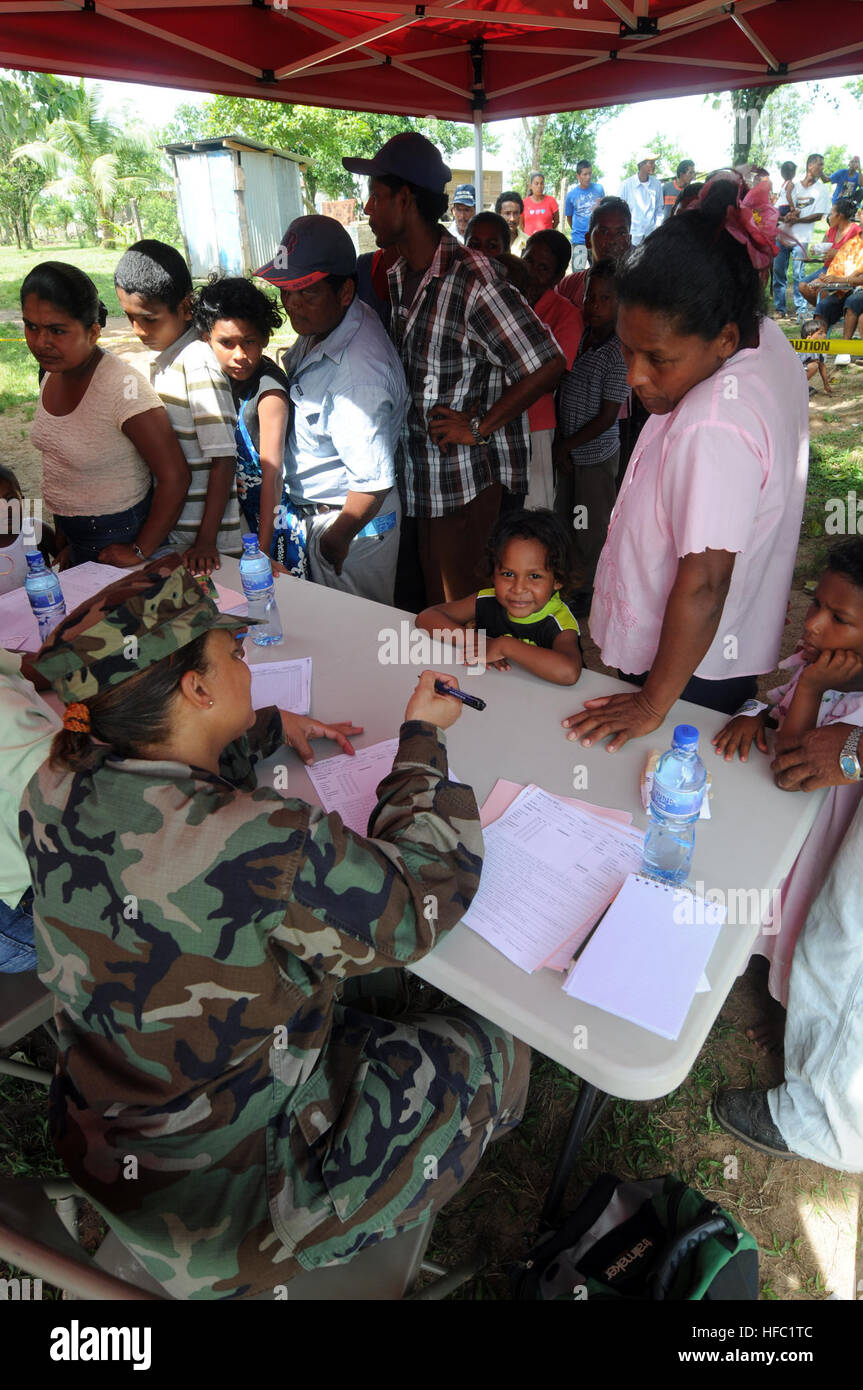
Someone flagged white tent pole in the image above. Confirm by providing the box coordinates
[474,111,483,210]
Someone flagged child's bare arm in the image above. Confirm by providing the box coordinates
[486,630,582,686]
[256,390,290,563]
[818,361,832,393]
[416,595,477,634]
[778,651,863,749]
[185,457,235,575]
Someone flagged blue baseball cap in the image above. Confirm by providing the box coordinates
[453,184,476,207]
[255,215,357,290]
[343,133,451,195]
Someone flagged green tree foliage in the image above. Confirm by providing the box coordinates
[708,82,836,171]
[822,144,849,181]
[0,70,79,248]
[514,109,621,202]
[13,80,158,246]
[621,133,689,182]
[164,98,475,209]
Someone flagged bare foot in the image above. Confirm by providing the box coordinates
[746,1000,786,1056]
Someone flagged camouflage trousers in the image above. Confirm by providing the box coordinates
[251,1005,531,1298]
[78,1005,530,1300]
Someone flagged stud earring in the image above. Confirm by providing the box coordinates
[208,699,214,708]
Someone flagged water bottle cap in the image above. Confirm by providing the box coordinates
[241,533,260,549]
[672,723,699,750]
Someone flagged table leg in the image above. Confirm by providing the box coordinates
[540,1083,610,1229]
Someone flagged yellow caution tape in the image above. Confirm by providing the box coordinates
[789,337,863,356]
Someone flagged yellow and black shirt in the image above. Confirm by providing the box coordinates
[474,590,582,650]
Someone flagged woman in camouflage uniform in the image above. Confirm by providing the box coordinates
[20,556,529,1299]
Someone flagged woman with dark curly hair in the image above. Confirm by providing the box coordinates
[563,172,809,749]
[194,276,305,576]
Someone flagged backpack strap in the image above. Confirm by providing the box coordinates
[649,1205,737,1300]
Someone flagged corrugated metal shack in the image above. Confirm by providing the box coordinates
[164,136,307,278]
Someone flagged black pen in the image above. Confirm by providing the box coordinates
[434,679,487,711]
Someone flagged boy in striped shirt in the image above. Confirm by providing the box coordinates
[115,241,242,574]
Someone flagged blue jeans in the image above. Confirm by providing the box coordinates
[0,888,36,973]
[620,670,758,716]
[772,244,791,313]
[791,248,808,318]
[53,487,153,566]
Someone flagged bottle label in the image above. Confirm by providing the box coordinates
[240,570,273,597]
[651,784,704,819]
[28,591,65,613]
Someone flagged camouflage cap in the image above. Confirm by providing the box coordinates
[34,553,257,704]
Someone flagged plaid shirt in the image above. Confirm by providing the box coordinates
[388,232,560,517]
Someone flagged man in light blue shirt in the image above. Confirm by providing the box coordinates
[564,160,605,271]
[257,216,408,605]
[619,154,664,246]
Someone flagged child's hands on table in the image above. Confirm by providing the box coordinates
[711,712,769,761]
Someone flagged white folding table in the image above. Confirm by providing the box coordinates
[221,563,824,1220]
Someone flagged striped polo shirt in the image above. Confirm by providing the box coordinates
[150,328,242,556]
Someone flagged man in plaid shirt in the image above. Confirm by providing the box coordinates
[345,134,564,604]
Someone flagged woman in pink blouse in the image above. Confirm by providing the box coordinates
[563,173,809,751]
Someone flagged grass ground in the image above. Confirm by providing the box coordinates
[1,243,861,1301]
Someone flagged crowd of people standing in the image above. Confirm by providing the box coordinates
[2,129,863,1298]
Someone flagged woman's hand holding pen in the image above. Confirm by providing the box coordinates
[404,671,463,730]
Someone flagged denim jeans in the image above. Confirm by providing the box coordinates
[790,248,808,318]
[619,669,758,716]
[53,486,153,566]
[772,244,791,313]
[0,888,36,973]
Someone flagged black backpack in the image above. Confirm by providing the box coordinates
[512,1174,759,1300]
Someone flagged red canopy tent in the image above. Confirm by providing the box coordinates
[2,0,862,125]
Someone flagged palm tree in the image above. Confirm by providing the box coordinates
[12,80,153,246]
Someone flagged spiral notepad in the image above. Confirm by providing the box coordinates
[562,873,726,1040]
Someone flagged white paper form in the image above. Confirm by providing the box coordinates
[248,658,311,714]
[0,560,129,651]
[306,738,400,835]
[462,784,645,973]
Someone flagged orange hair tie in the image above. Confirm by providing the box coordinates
[63,702,91,734]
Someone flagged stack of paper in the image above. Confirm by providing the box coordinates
[248,657,312,715]
[463,783,644,973]
[563,873,725,1040]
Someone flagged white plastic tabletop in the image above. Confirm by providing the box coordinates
[220,561,824,1102]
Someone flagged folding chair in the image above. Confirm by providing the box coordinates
[0,1173,479,1300]
[0,970,55,1086]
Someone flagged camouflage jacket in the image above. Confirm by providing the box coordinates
[20,712,484,1298]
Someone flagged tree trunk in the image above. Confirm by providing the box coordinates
[129,196,144,241]
[520,115,549,176]
[730,85,781,166]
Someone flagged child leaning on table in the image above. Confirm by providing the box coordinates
[416,508,583,686]
[193,275,308,580]
[712,539,863,1009]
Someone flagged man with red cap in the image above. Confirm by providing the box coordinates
[256,215,408,606]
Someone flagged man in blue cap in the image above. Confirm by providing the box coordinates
[450,182,476,243]
[343,133,564,606]
[256,215,408,605]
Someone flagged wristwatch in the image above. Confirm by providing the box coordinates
[469,414,489,446]
[839,727,862,781]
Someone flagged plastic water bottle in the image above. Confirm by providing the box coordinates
[641,724,707,886]
[238,533,283,647]
[24,552,66,643]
